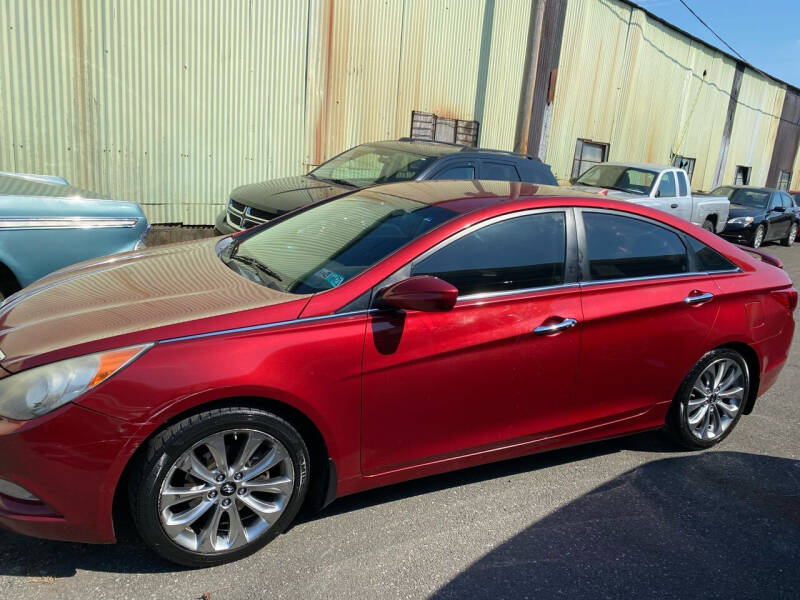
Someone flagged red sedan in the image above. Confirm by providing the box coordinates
[0,181,794,567]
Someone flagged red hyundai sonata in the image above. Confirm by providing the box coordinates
[0,181,794,566]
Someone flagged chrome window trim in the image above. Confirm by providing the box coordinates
[161,310,373,344]
[579,268,741,288]
[0,217,140,230]
[457,282,579,303]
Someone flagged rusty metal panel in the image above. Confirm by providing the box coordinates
[1,1,310,225]
[722,68,785,187]
[766,87,800,187]
[544,0,632,182]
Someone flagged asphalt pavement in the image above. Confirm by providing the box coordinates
[1,243,798,600]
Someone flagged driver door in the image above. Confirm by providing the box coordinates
[360,209,582,475]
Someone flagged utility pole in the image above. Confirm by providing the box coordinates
[514,0,546,155]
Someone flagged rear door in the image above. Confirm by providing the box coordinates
[766,193,791,239]
[656,170,691,221]
[571,209,720,428]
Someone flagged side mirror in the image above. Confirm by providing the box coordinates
[772,205,786,213]
[379,276,458,312]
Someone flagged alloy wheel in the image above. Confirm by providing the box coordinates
[752,226,764,248]
[686,358,745,441]
[788,224,797,246]
[158,429,295,553]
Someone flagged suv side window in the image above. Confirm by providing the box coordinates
[780,193,793,209]
[677,171,688,196]
[657,171,677,197]
[480,162,521,181]
[768,194,782,211]
[583,212,689,281]
[412,212,566,296]
[433,165,476,180]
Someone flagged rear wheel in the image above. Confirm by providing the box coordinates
[701,218,715,232]
[751,225,765,248]
[667,349,749,449]
[781,222,797,247]
[130,406,310,567]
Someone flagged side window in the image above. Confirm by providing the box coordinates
[677,171,688,196]
[481,162,521,181]
[433,165,475,180]
[583,212,689,281]
[780,193,793,209]
[768,194,781,210]
[412,212,566,296]
[657,171,677,197]
[685,237,737,272]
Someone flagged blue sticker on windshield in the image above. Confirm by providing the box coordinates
[315,268,345,288]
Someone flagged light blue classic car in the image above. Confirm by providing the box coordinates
[0,171,149,297]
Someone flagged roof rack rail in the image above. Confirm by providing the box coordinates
[460,147,541,162]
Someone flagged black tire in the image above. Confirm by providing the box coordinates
[701,218,715,232]
[666,348,750,450]
[781,222,798,247]
[750,225,765,248]
[129,406,310,567]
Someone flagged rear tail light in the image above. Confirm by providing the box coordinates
[771,288,798,312]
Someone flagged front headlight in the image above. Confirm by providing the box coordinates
[0,344,151,421]
[727,216,754,226]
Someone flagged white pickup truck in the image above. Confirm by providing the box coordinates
[569,162,730,233]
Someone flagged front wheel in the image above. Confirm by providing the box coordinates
[781,222,798,247]
[129,407,310,567]
[667,349,750,449]
[751,225,765,248]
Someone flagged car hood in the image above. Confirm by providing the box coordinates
[566,185,644,201]
[230,175,354,216]
[728,204,765,220]
[0,238,309,372]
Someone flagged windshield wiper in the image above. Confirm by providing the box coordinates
[230,254,283,281]
[322,177,357,188]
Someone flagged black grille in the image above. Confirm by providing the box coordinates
[248,207,274,221]
[230,199,246,212]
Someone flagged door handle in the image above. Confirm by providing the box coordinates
[534,317,578,335]
[670,203,679,208]
[684,291,714,305]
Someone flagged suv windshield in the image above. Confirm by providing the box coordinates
[574,165,657,195]
[222,193,458,294]
[309,143,454,187]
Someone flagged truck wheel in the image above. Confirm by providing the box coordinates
[701,218,715,232]
[751,225,765,249]
[781,223,797,247]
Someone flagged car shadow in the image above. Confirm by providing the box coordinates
[0,430,680,578]
[431,450,800,599]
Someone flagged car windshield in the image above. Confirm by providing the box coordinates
[574,165,657,195]
[309,144,453,187]
[727,189,770,209]
[710,186,734,198]
[222,193,458,294]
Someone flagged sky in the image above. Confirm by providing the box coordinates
[636,0,800,87]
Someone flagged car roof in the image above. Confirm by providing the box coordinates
[716,185,778,193]
[356,179,603,214]
[375,139,542,162]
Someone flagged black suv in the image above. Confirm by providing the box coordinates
[214,139,558,234]
[716,186,799,248]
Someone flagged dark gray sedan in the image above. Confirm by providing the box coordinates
[214,139,557,234]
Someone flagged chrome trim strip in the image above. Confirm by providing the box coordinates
[161,310,373,344]
[580,271,723,287]
[457,282,579,303]
[0,217,139,230]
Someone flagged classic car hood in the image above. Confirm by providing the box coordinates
[0,172,109,201]
[728,204,765,219]
[0,238,308,372]
[566,184,643,201]
[230,175,354,216]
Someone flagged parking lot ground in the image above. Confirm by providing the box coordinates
[1,243,798,600]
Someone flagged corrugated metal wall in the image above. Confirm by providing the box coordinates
[2,0,799,225]
[1,0,533,225]
[545,0,789,192]
[1,0,310,225]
